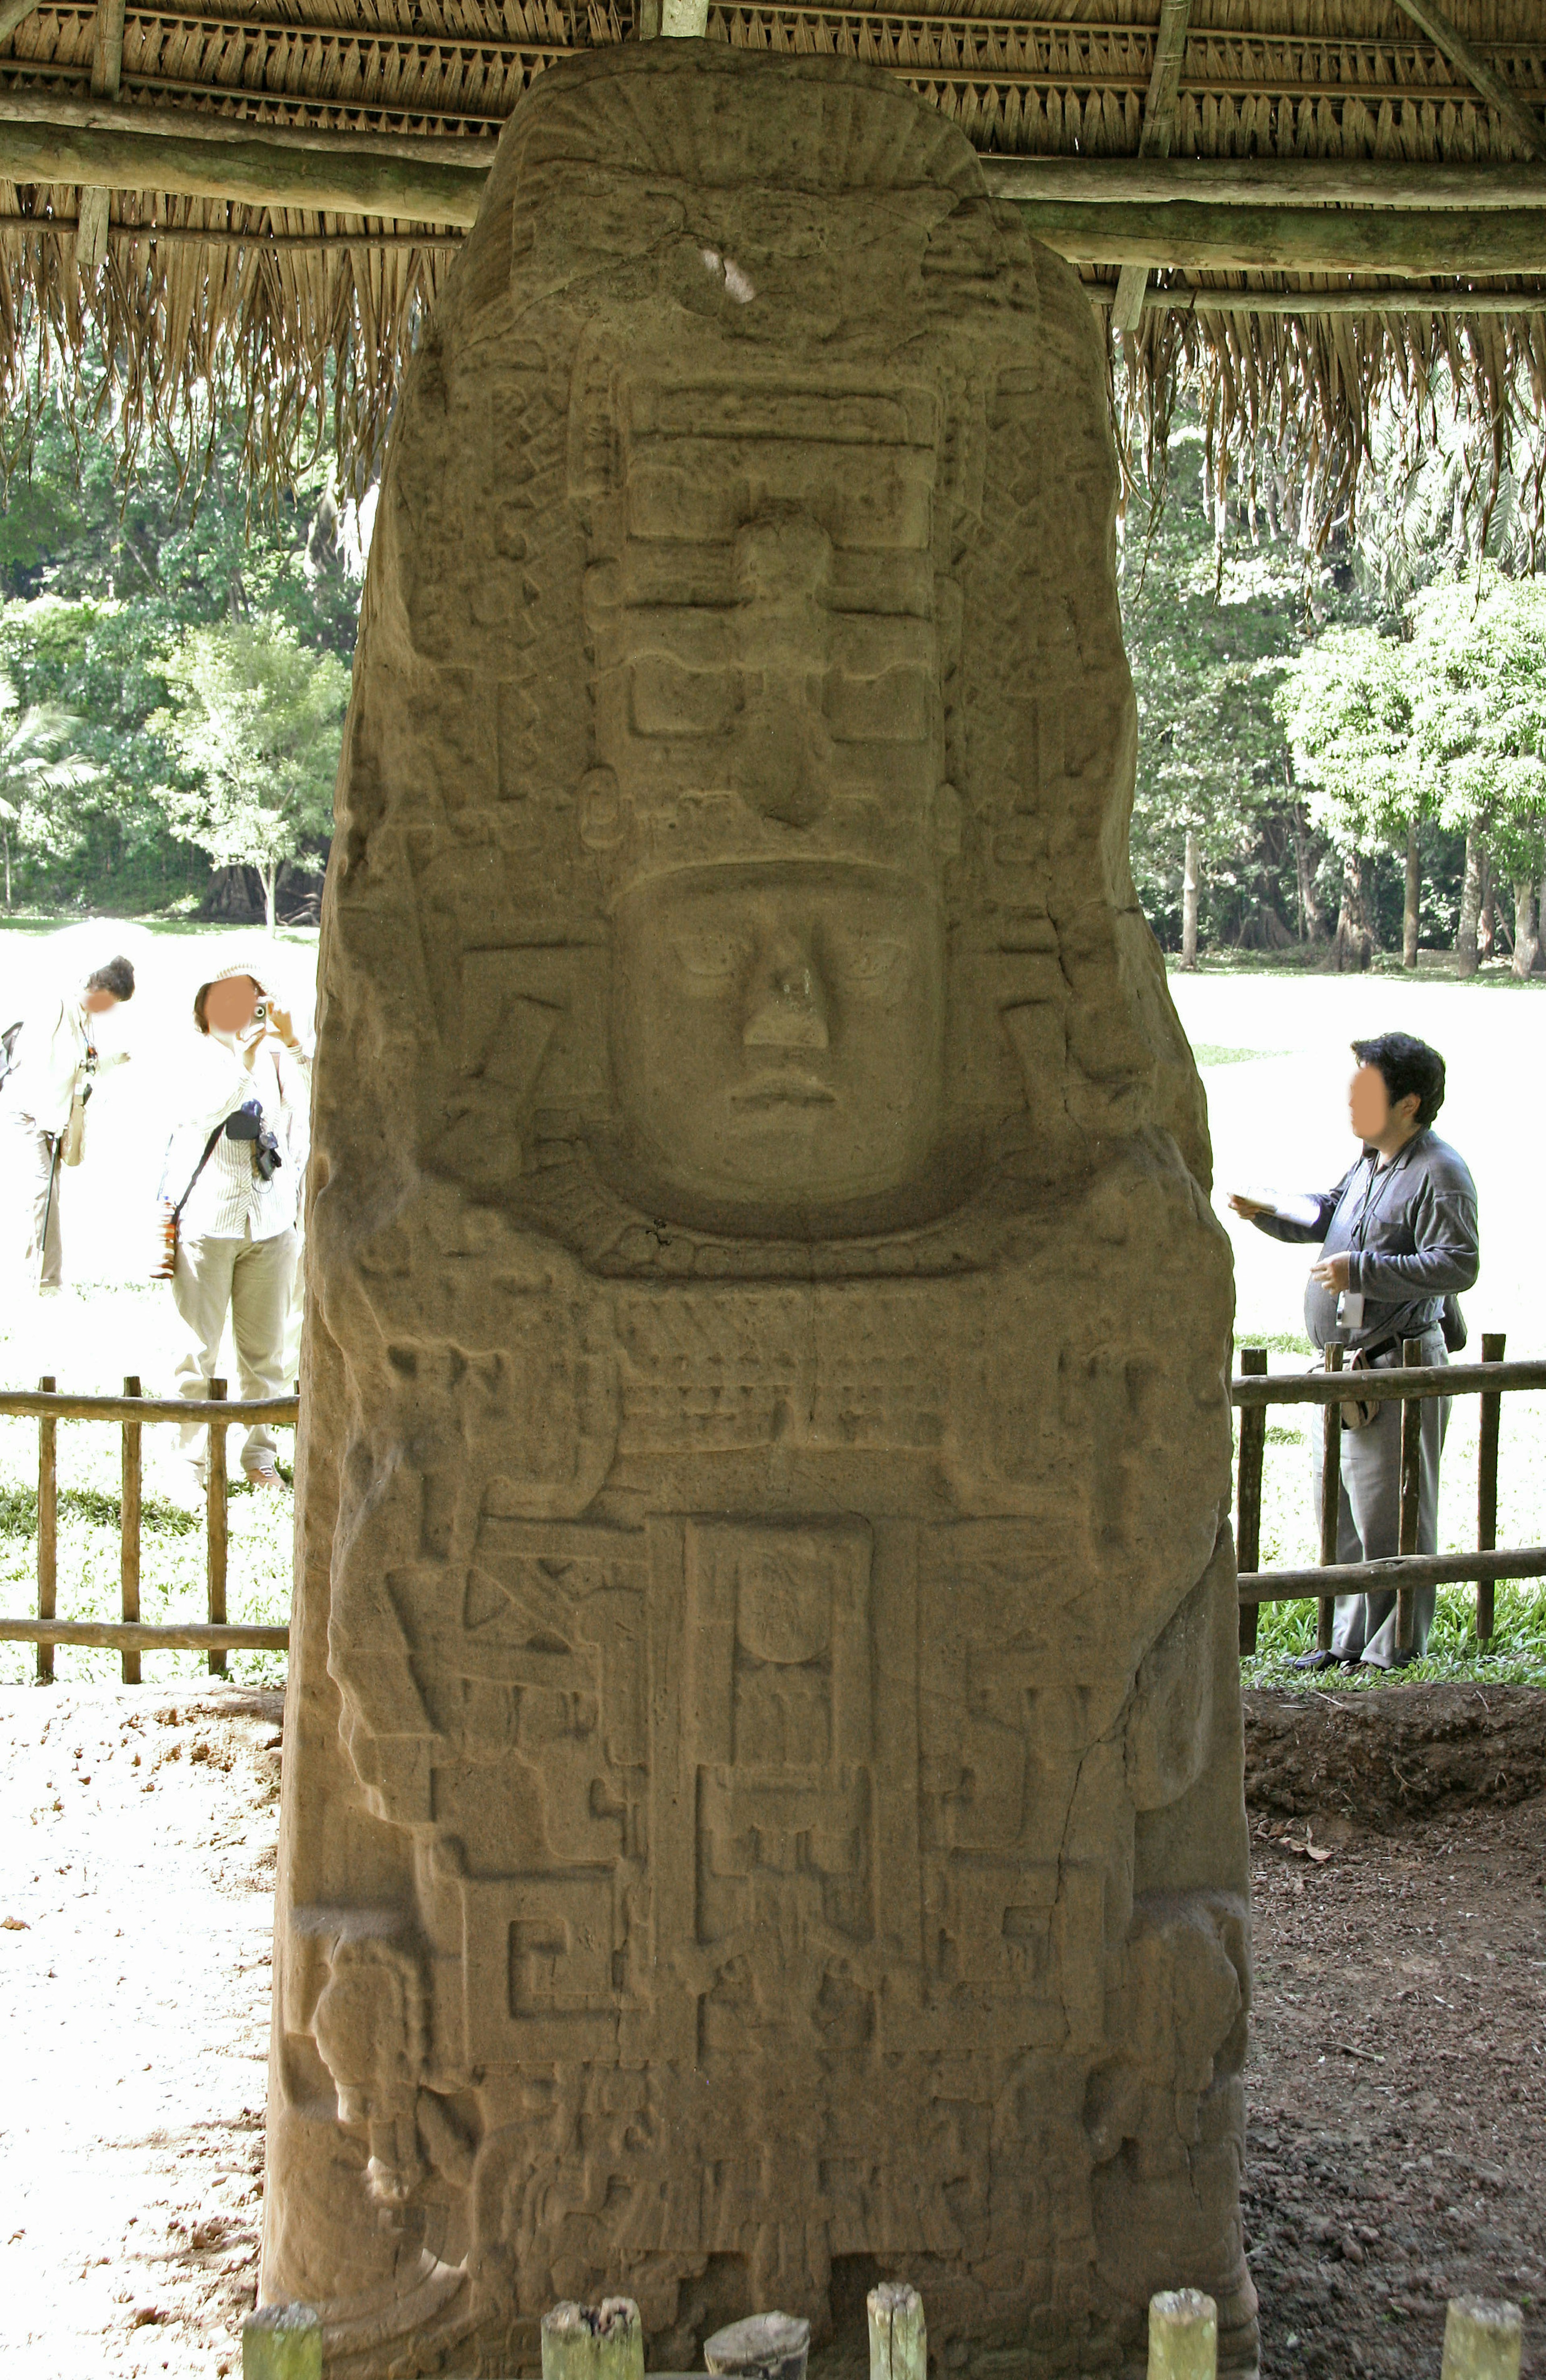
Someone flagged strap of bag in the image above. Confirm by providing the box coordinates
[166,1121,228,1223]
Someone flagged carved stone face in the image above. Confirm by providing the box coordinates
[612,861,945,1220]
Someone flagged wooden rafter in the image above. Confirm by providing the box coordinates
[982,157,1546,209]
[1389,0,1546,165]
[1111,0,1188,333]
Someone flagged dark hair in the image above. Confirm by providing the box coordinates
[85,956,135,1002]
[1351,1032,1445,1130]
[193,974,262,1035]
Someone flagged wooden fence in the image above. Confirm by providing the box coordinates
[1233,1334,1546,1658]
[0,1379,297,1680]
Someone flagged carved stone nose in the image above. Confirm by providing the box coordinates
[743,953,829,1048]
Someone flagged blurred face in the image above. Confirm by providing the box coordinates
[82,989,119,1017]
[1348,1061,1421,1143]
[612,862,945,1222]
[204,976,261,1035]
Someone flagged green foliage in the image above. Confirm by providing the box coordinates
[152,618,350,932]
[0,672,97,906]
[1275,624,1415,852]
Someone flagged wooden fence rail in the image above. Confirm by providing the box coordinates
[0,1377,299,1679]
[1231,1333,1542,1656]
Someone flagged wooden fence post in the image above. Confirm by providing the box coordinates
[1318,1345,1343,1652]
[1235,1348,1268,1656]
[36,1372,56,1684]
[1478,1331,1505,1641]
[207,1378,228,1678]
[868,2284,926,2380]
[1397,1337,1424,1656]
[120,1374,141,1686]
[1441,2295,1523,2380]
[1147,2288,1217,2379]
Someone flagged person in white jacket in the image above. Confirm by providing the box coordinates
[161,957,310,1491]
[7,954,136,1289]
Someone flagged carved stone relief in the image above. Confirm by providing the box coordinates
[262,38,1255,2380]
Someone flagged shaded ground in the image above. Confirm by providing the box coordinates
[0,1684,1540,2378]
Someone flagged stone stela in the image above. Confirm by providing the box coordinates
[260,38,1257,2380]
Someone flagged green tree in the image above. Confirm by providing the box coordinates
[152,617,350,934]
[0,674,97,908]
[1275,625,1418,969]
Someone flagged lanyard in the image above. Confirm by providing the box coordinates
[1348,1140,1413,1250]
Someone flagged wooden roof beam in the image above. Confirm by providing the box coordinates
[0,100,488,222]
[1389,0,1546,164]
[1085,279,1546,315]
[1110,0,1189,332]
[0,0,42,43]
[982,156,1546,207]
[1014,199,1546,275]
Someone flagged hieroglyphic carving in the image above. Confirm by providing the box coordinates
[265,38,1255,2380]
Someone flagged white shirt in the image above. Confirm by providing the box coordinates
[7,992,128,1133]
[161,1033,312,1244]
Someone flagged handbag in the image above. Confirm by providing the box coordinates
[151,1120,228,1281]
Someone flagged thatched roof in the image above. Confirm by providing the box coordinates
[4,0,1546,514]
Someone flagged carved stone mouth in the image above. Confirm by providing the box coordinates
[732,1073,837,1108]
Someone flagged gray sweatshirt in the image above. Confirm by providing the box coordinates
[1252,1129,1479,1352]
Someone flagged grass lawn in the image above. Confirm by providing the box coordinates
[1172,957,1546,1692]
[0,919,1541,1691]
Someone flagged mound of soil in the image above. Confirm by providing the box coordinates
[1245,1682,1546,1821]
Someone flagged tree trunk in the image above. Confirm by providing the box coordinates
[2,825,10,910]
[1478,843,1496,963]
[1333,849,1374,972]
[1456,832,1484,977]
[261,862,277,936]
[1292,803,1325,942]
[1403,816,1420,969]
[1513,879,1540,980]
[1181,829,1200,970]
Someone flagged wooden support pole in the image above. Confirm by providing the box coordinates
[1008,201,1546,276]
[1397,1337,1424,1656]
[1440,2295,1524,2380]
[76,0,126,274]
[541,2301,645,2380]
[0,1618,289,1652]
[982,157,1546,208]
[705,2316,811,2380]
[1389,0,1546,163]
[1235,1348,1268,1657]
[207,1378,228,1678]
[36,1372,56,1685]
[1318,1346,1343,1652]
[1147,2289,1217,2380]
[1111,0,1191,330]
[1478,1330,1505,1642]
[242,2301,323,2380]
[0,111,486,226]
[120,1374,141,1687]
[868,2284,926,2380]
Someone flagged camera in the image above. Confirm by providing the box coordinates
[252,999,269,1024]
[224,1098,283,1181]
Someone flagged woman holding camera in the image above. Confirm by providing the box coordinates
[161,957,310,1494]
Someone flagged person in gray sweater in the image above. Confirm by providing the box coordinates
[1230,1032,1479,1670]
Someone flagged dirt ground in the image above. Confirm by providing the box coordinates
[0,1683,1540,2380]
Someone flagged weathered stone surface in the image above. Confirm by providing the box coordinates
[261,39,1254,2380]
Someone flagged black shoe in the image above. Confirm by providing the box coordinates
[1290,1649,1341,1672]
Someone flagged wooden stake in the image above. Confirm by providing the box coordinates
[1235,1348,1267,1656]
[704,2315,811,2380]
[868,2283,926,2380]
[1147,2289,1217,2380]
[242,2301,322,2380]
[120,1374,141,1686]
[1397,1338,1424,1656]
[1318,1345,1343,1652]
[1477,1331,1505,1641]
[36,1373,56,1685]
[1440,2295,1524,2380]
[541,2301,645,2380]
[207,1378,228,1678]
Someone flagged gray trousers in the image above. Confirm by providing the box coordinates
[1310,1328,1449,1666]
[172,1223,298,1473]
[12,1112,63,1288]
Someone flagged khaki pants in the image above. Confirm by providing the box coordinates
[172,1223,297,1474]
[13,1112,64,1288]
[1309,1329,1450,1667]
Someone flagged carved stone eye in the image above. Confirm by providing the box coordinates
[672,933,749,980]
[825,934,901,985]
